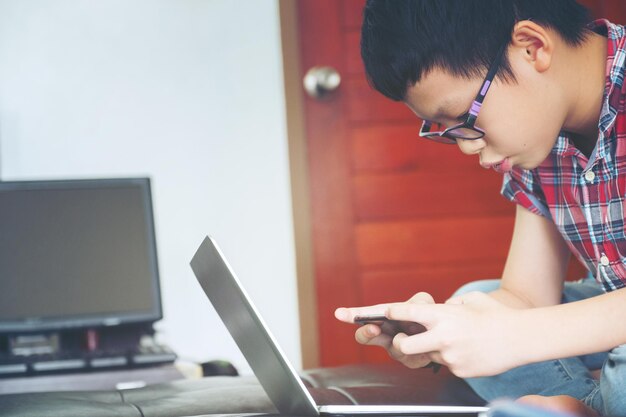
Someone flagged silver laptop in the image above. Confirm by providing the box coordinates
[190,236,488,416]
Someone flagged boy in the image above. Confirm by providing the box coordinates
[334,1,626,416]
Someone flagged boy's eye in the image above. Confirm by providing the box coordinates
[430,121,447,131]
[435,111,467,127]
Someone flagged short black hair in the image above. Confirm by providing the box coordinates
[361,0,591,101]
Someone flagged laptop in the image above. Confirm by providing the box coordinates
[190,236,488,416]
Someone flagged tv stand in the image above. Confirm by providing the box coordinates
[0,323,177,379]
[0,363,185,394]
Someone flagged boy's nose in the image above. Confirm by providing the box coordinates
[456,138,486,155]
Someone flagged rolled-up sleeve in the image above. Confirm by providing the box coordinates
[501,168,552,220]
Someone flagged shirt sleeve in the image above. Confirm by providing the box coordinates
[501,168,552,219]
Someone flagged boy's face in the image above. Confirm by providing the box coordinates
[404,44,567,173]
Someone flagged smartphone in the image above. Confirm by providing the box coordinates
[352,314,440,373]
[353,314,426,336]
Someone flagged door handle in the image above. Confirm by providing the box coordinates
[303,66,341,99]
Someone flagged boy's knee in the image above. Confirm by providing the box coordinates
[600,346,626,416]
[452,279,501,298]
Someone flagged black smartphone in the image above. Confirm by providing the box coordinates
[353,314,440,373]
[353,314,426,336]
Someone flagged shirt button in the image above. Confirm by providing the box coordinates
[600,255,610,266]
[584,170,596,183]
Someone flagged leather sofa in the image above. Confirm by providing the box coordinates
[0,363,485,417]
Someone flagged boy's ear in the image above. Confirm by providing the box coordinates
[511,20,553,73]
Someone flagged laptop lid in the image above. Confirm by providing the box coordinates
[190,236,319,416]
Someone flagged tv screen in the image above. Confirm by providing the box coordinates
[0,178,162,332]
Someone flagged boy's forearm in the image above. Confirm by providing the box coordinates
[517,287,626,364]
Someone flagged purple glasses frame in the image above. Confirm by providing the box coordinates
[419,46,506,145]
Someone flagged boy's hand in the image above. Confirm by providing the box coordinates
[334,292,436,369]
[388,291,520,377]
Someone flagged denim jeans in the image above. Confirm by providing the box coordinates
[452,276,626,415]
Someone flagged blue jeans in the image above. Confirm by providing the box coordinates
[453,277,626,416]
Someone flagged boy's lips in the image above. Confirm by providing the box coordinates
[480,157,512,173]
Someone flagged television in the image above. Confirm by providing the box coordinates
[0,178,162,333]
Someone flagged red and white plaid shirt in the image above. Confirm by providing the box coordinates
[502,20,626,292]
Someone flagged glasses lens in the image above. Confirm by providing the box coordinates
[446,126,484,140]
[420,122,456,144]
[422,134,457,145]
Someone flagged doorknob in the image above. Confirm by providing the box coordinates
[303,66,341,99]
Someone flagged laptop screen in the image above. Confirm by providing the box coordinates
[0,178,162,332]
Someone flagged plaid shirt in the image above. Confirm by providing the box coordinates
[501,20,626,292]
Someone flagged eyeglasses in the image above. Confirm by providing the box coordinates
[419,45,506,145]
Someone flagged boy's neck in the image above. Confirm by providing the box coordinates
[561,31,608,158]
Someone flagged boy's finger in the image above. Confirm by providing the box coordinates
[445,296,463,305]
[334,307,352,322]
[407,292,435,304]
[335,307,384,322]
[385,303,437,327]
[393,331,441,356]
[355,325,393,347]
[355,323,380,343]
[400,352,432,368]
[335,304,397,323]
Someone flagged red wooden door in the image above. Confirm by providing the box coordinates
[296,0,620,367]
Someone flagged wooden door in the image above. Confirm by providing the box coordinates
[293,0,621,368]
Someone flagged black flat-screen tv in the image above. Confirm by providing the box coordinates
[0,178,162,333]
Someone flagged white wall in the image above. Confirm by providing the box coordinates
[0,0,301,374]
